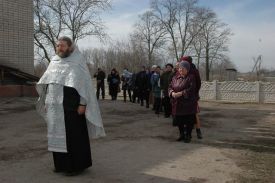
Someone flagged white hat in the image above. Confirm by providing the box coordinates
[151,65,157,69]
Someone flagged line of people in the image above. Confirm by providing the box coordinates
[94,55,202,143]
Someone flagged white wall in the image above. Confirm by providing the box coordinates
[200,81,275,104]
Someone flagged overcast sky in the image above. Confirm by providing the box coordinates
[78,0,275,72]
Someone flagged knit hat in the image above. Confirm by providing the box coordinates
[180,56,193,63]
[179,61,190,72]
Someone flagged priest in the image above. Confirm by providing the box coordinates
[36,36,105,175]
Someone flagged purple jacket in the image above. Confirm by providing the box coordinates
[168,73,197,116]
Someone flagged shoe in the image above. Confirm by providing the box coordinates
[184,137,191,143]
[65,170,84,176]
[164,114,170,118]
[176,133,185,141]
[183,135,191,143]
[196,129,203,139]
[176,136,183,141]
[53,169,62,173]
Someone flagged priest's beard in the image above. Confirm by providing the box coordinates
[57,49,71,58]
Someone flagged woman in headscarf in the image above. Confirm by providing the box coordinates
[168,61,197,143]
[107,68,120,100]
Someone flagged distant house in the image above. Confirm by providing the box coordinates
[225,68,237,81]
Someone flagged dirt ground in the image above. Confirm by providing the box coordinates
[0,97,275,183]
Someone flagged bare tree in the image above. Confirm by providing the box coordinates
[190,7,210,70]
[34,0,110,62]
[34,0,62,62]
[133,10,167,66]
[211,56,236,81]
[193,8,232,81]
[82,37,155,74]
[191,36,203,70]
[61,0,110,41]
[151,0,200,61]
[128,36,149,72]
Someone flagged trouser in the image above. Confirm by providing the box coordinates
[123,89,132,102]
[139,89,149,107]
[178,122,194,139]
[96,81,105,99]
[132,88,139,103]
[154,97,161,114]
[109,86,118,100]
[174,115,195,139]
[162,96,171,116]
[111,92,118,100]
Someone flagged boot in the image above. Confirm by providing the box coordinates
[177,135,184,141]
[184,130,191,143]
[184,125,192,143]
[177,133,185,141]
[177,126,185,141]
[183,134,191,143]
[196,128,203,139]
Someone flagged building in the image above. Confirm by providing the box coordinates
[225,68,237,81]
[0,0,37,96]
[0,0,34,75]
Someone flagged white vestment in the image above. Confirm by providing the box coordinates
[36,47,105,152]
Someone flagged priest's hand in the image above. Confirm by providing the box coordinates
[77,105,86,115]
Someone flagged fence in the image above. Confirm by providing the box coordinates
[200,81,275,104]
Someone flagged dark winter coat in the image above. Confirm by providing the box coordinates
[94,70,106,83]
[160,71,173,97]
[168,73,197,116]
[135,71,150,91]
[189,63,201,100]
[107,73,120,95]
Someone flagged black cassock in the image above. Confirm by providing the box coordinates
[52,86,92,173]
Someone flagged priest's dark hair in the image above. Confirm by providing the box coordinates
[58,36,74,47]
